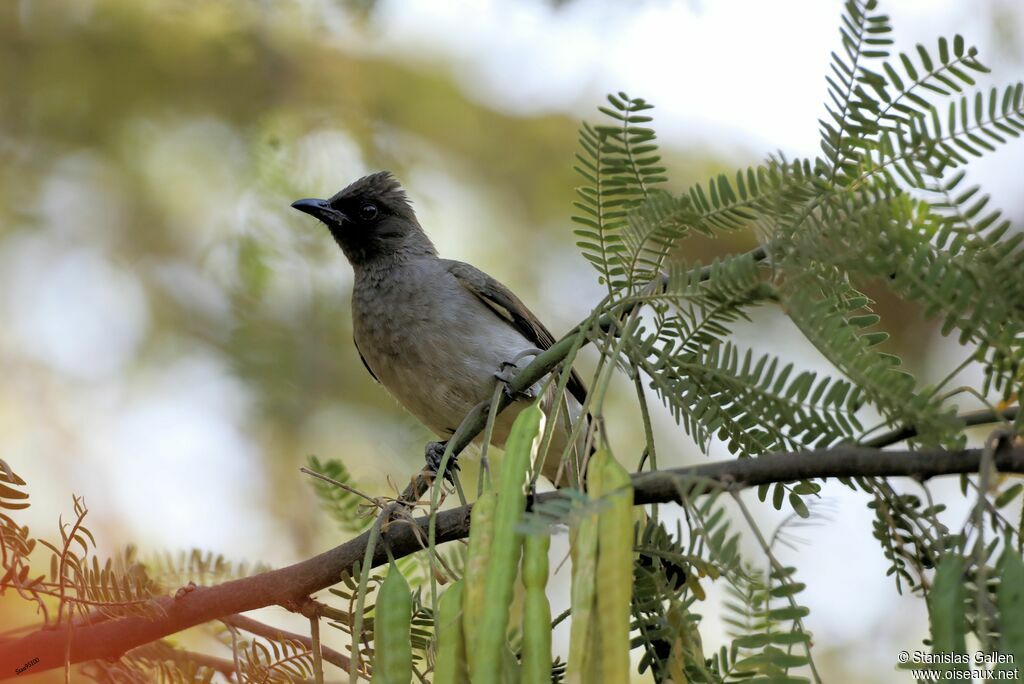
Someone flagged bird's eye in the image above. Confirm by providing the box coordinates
[359,202,379,221]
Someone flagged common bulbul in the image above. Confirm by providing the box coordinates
[291,172,587,485]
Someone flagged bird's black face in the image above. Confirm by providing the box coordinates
[291,171,432,265]
[290,195,389,233]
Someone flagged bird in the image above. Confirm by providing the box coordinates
[291,171,588,486]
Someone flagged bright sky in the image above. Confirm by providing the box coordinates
[367,0,1024,205]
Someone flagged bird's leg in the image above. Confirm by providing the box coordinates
[495,361,532,401]
[424,440,459,484]
[494,347,546,402]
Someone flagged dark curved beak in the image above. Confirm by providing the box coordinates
[290,198,345,224]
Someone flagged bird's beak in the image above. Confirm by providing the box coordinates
[290,198,346,225]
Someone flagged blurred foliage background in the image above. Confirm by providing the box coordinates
[2,0,1022,681]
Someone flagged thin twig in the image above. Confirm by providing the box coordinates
[300,468,382,508]
[730,491,822,684]
[221,614,351,672]
[861,406,1019,449]
[310,614,325,684]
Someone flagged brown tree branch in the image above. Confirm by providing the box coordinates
[221,614,352,671]
[2,443,1022,679]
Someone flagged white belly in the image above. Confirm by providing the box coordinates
[351,258,587,486]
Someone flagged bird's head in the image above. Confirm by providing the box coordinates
[291,171,436,266]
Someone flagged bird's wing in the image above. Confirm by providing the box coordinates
[444,260,588,406]
[353,335,380,383]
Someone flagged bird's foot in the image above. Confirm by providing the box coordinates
[425,440,459,484]
[495,350,543,402]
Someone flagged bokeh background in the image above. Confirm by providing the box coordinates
[3,0,1023,681]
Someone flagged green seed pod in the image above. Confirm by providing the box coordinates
[566,447,605,684]
[595,451,634,682]
[475,404,544,684]
[371,564,412,684]
[521,532,552,684]
[463,488,496,675]
[502,645,522,684]
[433,580,469,684]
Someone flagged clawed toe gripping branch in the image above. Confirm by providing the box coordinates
[423,440,457,484]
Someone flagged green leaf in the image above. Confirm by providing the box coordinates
[769,631,812,645]
[767,606,810,621]
[788,493,810,519]
[733,633,773,649]
[770,583,807,598]
[997,547,1024,670]
[995,483,1024,508]
[928,556,968,664]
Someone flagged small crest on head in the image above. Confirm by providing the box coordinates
[330,171,413,217]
